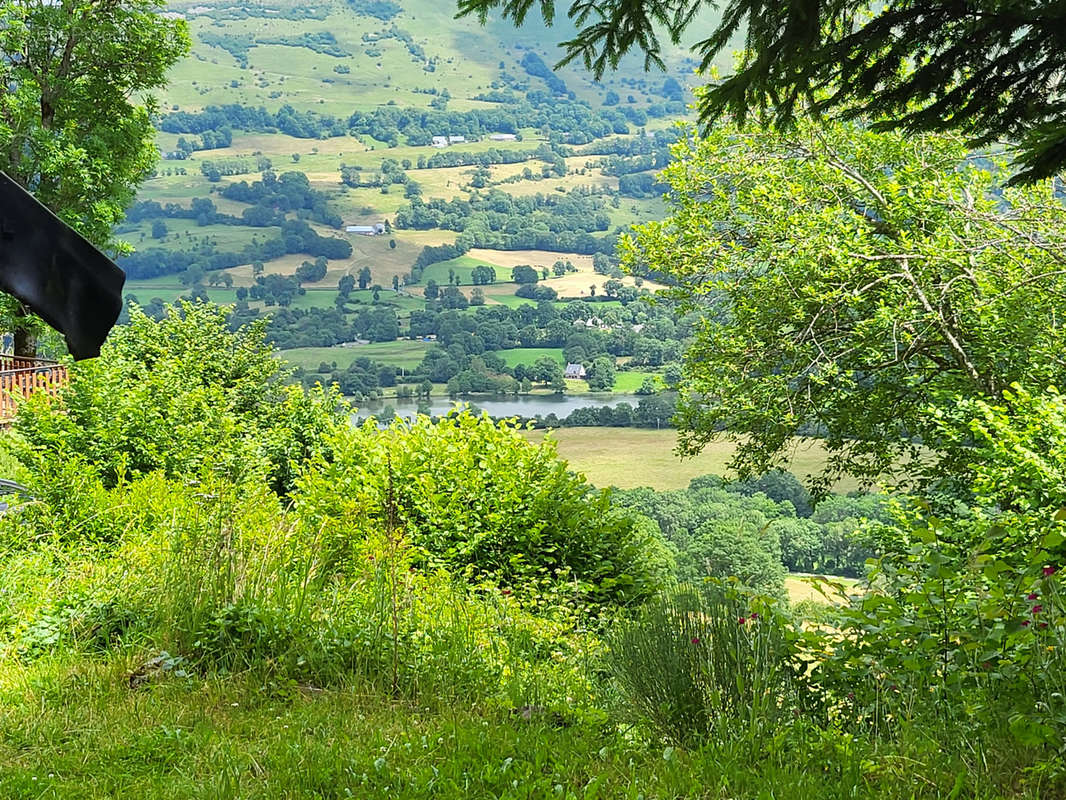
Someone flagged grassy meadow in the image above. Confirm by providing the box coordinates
[526,427,863,492]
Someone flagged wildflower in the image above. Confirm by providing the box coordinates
[501,588,512,596]
[847,692,855,700]
[691,637,700,644]
[1033,605,1044,614]
[1028,593,1039,600]
[1022,620,1031,627]
[749,612,759,620]
[1043,566,1057,576]
[1039,622,1049,630]
[738,616,747,625]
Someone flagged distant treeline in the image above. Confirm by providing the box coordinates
[119,218,352,279]
[157,92,645,146]
[395,188,616,254]
[522,393,679,430]
[519,52,567,95]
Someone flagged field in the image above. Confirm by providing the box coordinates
[492,347,564,368]
[524,427,862,492]
[123,0,681,318]
[278,341,431,371]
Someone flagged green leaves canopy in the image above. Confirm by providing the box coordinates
[0,0,189,250]
[624,118,1066,492]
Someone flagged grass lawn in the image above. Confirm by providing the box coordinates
[612,371,657,393]
[0,655,916,800]
[784,573,859,605]
[278,340,430,371]
[492,347,564,368]
[523,427,860,492]
[414,255,490,286]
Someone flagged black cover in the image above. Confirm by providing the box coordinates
[0,172,125,360]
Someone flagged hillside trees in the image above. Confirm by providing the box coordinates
[0,0,189,354]
[624,118,1066,493]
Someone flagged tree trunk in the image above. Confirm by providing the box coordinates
[12,305,37,358]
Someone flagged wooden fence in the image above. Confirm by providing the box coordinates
[0,358,68,422]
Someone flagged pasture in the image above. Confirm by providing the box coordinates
[524,427,862,493]
[278,340,432,371]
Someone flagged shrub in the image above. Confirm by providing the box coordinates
[294,411,671,608]
[8,302,347,501]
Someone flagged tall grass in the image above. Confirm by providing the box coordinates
[606,581,805,743]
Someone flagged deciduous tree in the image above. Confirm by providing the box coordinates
[625,117,1066,493]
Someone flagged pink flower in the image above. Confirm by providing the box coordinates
[1033,605,1044,614]
[501,588,512,596]
[1039,622,1049,630]
[1043,566,1057,576]
[1027,593,1039,600]
[738,616,747,625]
[691,637,700,644]
[749,612,759,620]
[1022,620,1031,627]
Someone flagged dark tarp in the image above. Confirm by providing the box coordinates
[0,171,125,360]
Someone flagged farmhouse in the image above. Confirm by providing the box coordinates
[345,223,386,235]
[564,363,586,379]
[431,136,449,148]
[489,133,517,141]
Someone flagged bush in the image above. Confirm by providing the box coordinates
[8,302,347,501]
[294,410,671,608]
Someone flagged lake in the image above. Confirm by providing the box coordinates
[353,393,637,423]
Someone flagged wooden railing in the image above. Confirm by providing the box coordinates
[0,357,68,422]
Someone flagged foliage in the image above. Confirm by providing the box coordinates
[607,581,806,743]
[625,118,1066,493]
[0,0,189,251]
[614,478,882,585]
[293,411,671,608]
[8,303,347,499]
[585,356,616,391]
[458,0,1066,182]
[0,0,188,350]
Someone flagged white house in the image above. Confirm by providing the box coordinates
[564,363,586,379]
[431,136,449,148]
[346,222,386,235]
[490,133,517,141]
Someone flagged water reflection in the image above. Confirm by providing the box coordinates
[352,393,635,423]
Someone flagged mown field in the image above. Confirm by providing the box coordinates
[525,427,862,492]
[278,341,432,371]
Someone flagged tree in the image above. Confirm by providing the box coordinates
[586,357,616,391]
[423,279,440,300]
[338,274,356,297]
[532,356,563,385]
[357,266,372,290]
[624,117,1066,493]
[511,265,539,285]
[392,275,400,292]
[471,265,496,285]
[0,0,189,355]
[635,376,658,396]
[458,0,1066,182]
[150,219,168,239]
